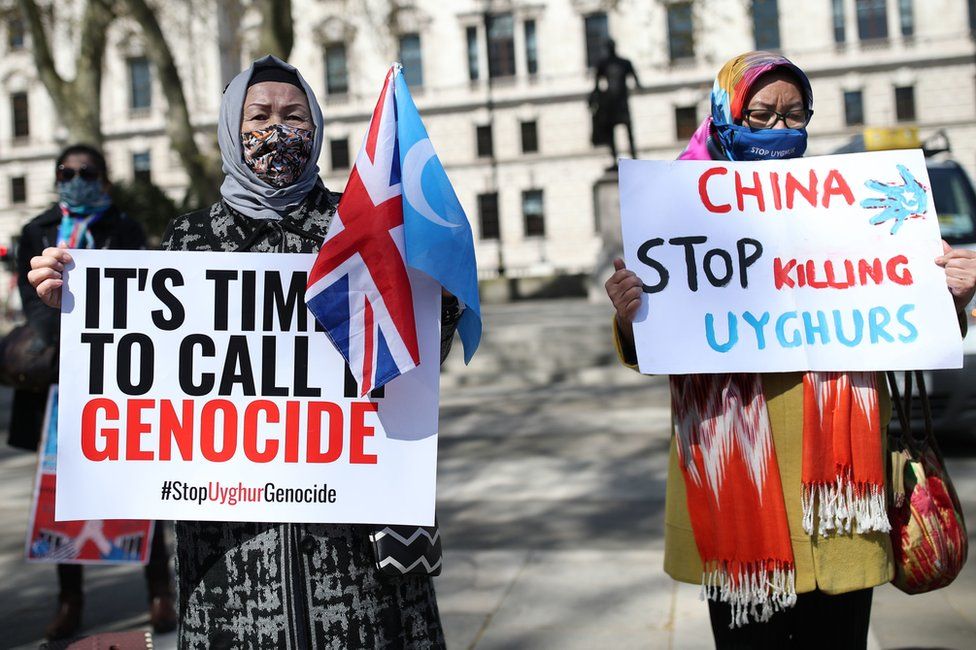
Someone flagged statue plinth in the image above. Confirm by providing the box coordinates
[588,169,622,302]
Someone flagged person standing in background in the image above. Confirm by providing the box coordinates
[10,144,176,640]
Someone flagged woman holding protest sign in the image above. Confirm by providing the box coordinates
[605,51,976,648]
[32,57,458,649]
[15,144,177,640]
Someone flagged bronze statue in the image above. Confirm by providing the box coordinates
[590,40,641,169]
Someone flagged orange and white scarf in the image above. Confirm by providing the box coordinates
[671,372,888,627]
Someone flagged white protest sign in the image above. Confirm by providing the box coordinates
[57,250,441,525]
[619,150,963,374]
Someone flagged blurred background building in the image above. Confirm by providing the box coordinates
[0,0,973,312]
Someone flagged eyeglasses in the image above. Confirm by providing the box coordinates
[56,165,101,183]
[742,108,813,130]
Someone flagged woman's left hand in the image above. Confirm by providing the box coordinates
[936,240,976,312]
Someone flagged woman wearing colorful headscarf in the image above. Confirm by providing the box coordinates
[605,51,976,648]
[31,55,457,649]
[14,144,177,640]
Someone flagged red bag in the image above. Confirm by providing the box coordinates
[886,371,968,594]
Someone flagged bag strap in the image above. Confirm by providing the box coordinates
[886,370,911,448]
[914,371,934,443]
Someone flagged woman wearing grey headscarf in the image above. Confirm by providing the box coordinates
[27,55,457,648]
[160,56,453,649]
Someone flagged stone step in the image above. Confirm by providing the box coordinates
[441,298,625,388]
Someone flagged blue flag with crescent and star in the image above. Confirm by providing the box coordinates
[394,66,482,363]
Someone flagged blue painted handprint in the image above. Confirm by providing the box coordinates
[860,164,929,235]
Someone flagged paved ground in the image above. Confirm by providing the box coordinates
[0,299,975,648]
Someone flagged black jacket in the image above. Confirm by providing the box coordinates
[8,204,146,450]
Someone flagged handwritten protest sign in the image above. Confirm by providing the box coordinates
[27,386,154,564]
[619,150,963,374]
[57,250,441,525]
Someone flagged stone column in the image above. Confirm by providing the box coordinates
[588,170,622,302]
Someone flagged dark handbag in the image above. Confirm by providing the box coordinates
[885,370,968,594]
[0,323,57,392]
[369,521,442,577]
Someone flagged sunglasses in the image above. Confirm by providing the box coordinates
[56,165,101,183]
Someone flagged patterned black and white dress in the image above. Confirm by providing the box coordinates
[162,183,452,649]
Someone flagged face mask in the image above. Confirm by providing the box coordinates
[241,123,314,188]
[58,176,111,214]
[714,123,808,162]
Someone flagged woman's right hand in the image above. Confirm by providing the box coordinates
[28,245,72,310]
[604,258,643,352]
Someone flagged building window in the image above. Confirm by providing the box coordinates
[520,120,538,154]
[10,176,26,204]
[466,26,479,81]
[898,0,914,37]
[584,12,609,69]
[487,13,515,78]
[476,124,493,158]
[133,151,151,184]
[524,19,538,76]
[11,92,28,138]
[128,57,152,110]
[970,0,976,33]
[752,0,780,51]
[330,137,350,171]
[8,18,24,50]
[667,3,695,62]
[325,43,349,95]
[399,34,423,88]
[674,106,698,140]
[855,0,888,41]
[895,85,916,122]
[478,192,500,240]
[522,189,545,238]
[832,0,846,43]
[844,90,864,126]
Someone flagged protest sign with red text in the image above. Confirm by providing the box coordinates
[56,250,441,525]
[619,150,963,373]
[27,386,154,564]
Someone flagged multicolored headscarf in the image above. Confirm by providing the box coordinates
[679,51,813,162]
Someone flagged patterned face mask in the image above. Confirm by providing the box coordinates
[58,176,111,215]
[241,123,314,188]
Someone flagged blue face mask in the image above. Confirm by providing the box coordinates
[58,176,111,214]
[714,123,808,162]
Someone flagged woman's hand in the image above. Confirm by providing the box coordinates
[605,258,643,352]
[28,244,72,310]
[936,240,976,313]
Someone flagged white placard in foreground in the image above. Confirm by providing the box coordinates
[57,250,440,525]
[619,150,962,374]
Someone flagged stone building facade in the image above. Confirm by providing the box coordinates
[0,0,973,308]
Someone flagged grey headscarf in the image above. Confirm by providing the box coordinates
[218,55,324,220]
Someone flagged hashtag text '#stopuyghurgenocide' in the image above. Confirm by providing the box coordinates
[159,480,338,506]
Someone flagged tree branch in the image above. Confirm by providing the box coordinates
[254,0,292,60]
[119,0,220,205]
[17,0,65,103]
[18,0,111,144]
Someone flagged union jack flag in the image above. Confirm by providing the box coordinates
[305,69,419,395]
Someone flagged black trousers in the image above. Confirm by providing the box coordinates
[709,588,873,650]
[57,523,172,598]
